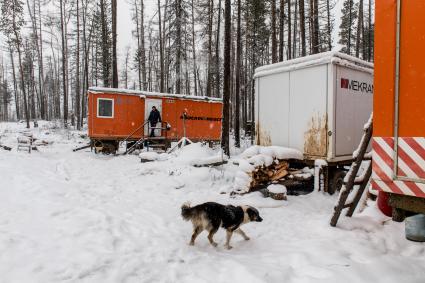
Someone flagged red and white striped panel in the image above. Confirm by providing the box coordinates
[372,137,425,198]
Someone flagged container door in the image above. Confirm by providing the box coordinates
[394,0,425,183]
[335,66,373,157]
[289,65,328,158]
[145,98,163,136]
[256,72,290,147]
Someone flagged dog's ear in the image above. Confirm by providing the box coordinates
[246,207,259,220]
[246,206,263,222]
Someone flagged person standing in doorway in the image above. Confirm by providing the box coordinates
[148,106,162,137]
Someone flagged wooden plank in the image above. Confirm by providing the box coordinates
[330,120,373,227]
[346,165,372,217]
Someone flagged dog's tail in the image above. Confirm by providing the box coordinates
[181,202,193,221]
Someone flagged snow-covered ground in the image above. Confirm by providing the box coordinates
[0,121,424,283]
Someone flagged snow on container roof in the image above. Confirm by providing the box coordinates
[254,51,374,78]
[88,87,223,103]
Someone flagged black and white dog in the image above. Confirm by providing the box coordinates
[181,202,263,249]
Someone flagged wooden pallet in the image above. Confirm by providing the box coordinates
[330,118,373,227]
[17,132,34,153]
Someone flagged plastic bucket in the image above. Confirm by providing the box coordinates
[405,214,425,242]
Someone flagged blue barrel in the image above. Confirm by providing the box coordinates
[405,214,425,242]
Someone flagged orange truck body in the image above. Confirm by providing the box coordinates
[372,0,425,198]
[87,87,223,143]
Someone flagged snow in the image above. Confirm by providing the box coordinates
[247,154,274,167]
[267,184,287,194]
[139,151,161,161]
[314,159,328,191]
[241,145,303,162]
[89,87,223,103]
[1,121,425,283]
[255,51,374,79]
[190,154,228,167]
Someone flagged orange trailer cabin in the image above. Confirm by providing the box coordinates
[372,0,425,204]
[88,87,223,153]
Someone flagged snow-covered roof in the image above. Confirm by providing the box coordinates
[88,87,223,103]
[254,51,374,78]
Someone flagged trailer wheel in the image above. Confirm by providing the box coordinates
[328,169,346,195]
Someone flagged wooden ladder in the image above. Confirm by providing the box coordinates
[330,117,373,227]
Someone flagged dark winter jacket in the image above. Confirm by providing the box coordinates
[148,109,161,126]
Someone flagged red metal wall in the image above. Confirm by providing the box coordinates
[88,92,145,140]
[372,0,425,198]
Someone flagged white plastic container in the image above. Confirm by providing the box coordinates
[254,51,373,163]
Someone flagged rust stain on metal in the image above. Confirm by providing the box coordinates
[256,123,272,146]
[304,113,328,157]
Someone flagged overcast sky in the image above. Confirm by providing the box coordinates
[117,1,157,62]
[117,0,346,60]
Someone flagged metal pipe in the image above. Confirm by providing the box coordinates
[393,0,402,179]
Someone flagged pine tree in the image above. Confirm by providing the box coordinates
[221,0,231,156]
[0,0,30,128]
[112,0,118,88]
[235,0,241,147]
[339,0,358,55]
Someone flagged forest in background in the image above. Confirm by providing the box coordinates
[0,0,374,152]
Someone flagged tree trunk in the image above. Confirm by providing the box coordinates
[221,0,231,156]
[16,42,29,128]
[368,0,372,61]
[271,0,278,63]
[215,0,222,98]
[206,0,214,97]
[348,0,353,55]
[158,0,164,92]
[112,0,118,88]
[235,0,241,147]
[293,0,297,58]
[175,0,182,93]
[299,0,306,56]
[279,0,285,61]
[100,0,110,87]
[191,0,198,96]
[76,0,81,130]
[326,0,332,51]
[9,48,20,120]
[38,0,46,120]
[356,0,364,58]
[60,0,68,127]
[140,0,147,90]
[287,0,292,59]
[135,2,142,89]
[313,0,320,53]
[26,0,42,120]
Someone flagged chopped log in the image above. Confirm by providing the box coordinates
[73,144,91,152]
[0,145,12,151]
[248,159,292,191]
[274,161,289,170]
[271,168,289,181]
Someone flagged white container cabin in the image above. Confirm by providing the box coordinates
[254,51,373,164]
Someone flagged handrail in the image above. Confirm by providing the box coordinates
[122,120,149,144]
[147,121,169,139]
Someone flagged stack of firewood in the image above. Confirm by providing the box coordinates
[249,160,289,188]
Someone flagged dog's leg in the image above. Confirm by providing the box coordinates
[189,226,202,246]
[207,227,219,247]
[235,228,250,241]
[225,229,233,250]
